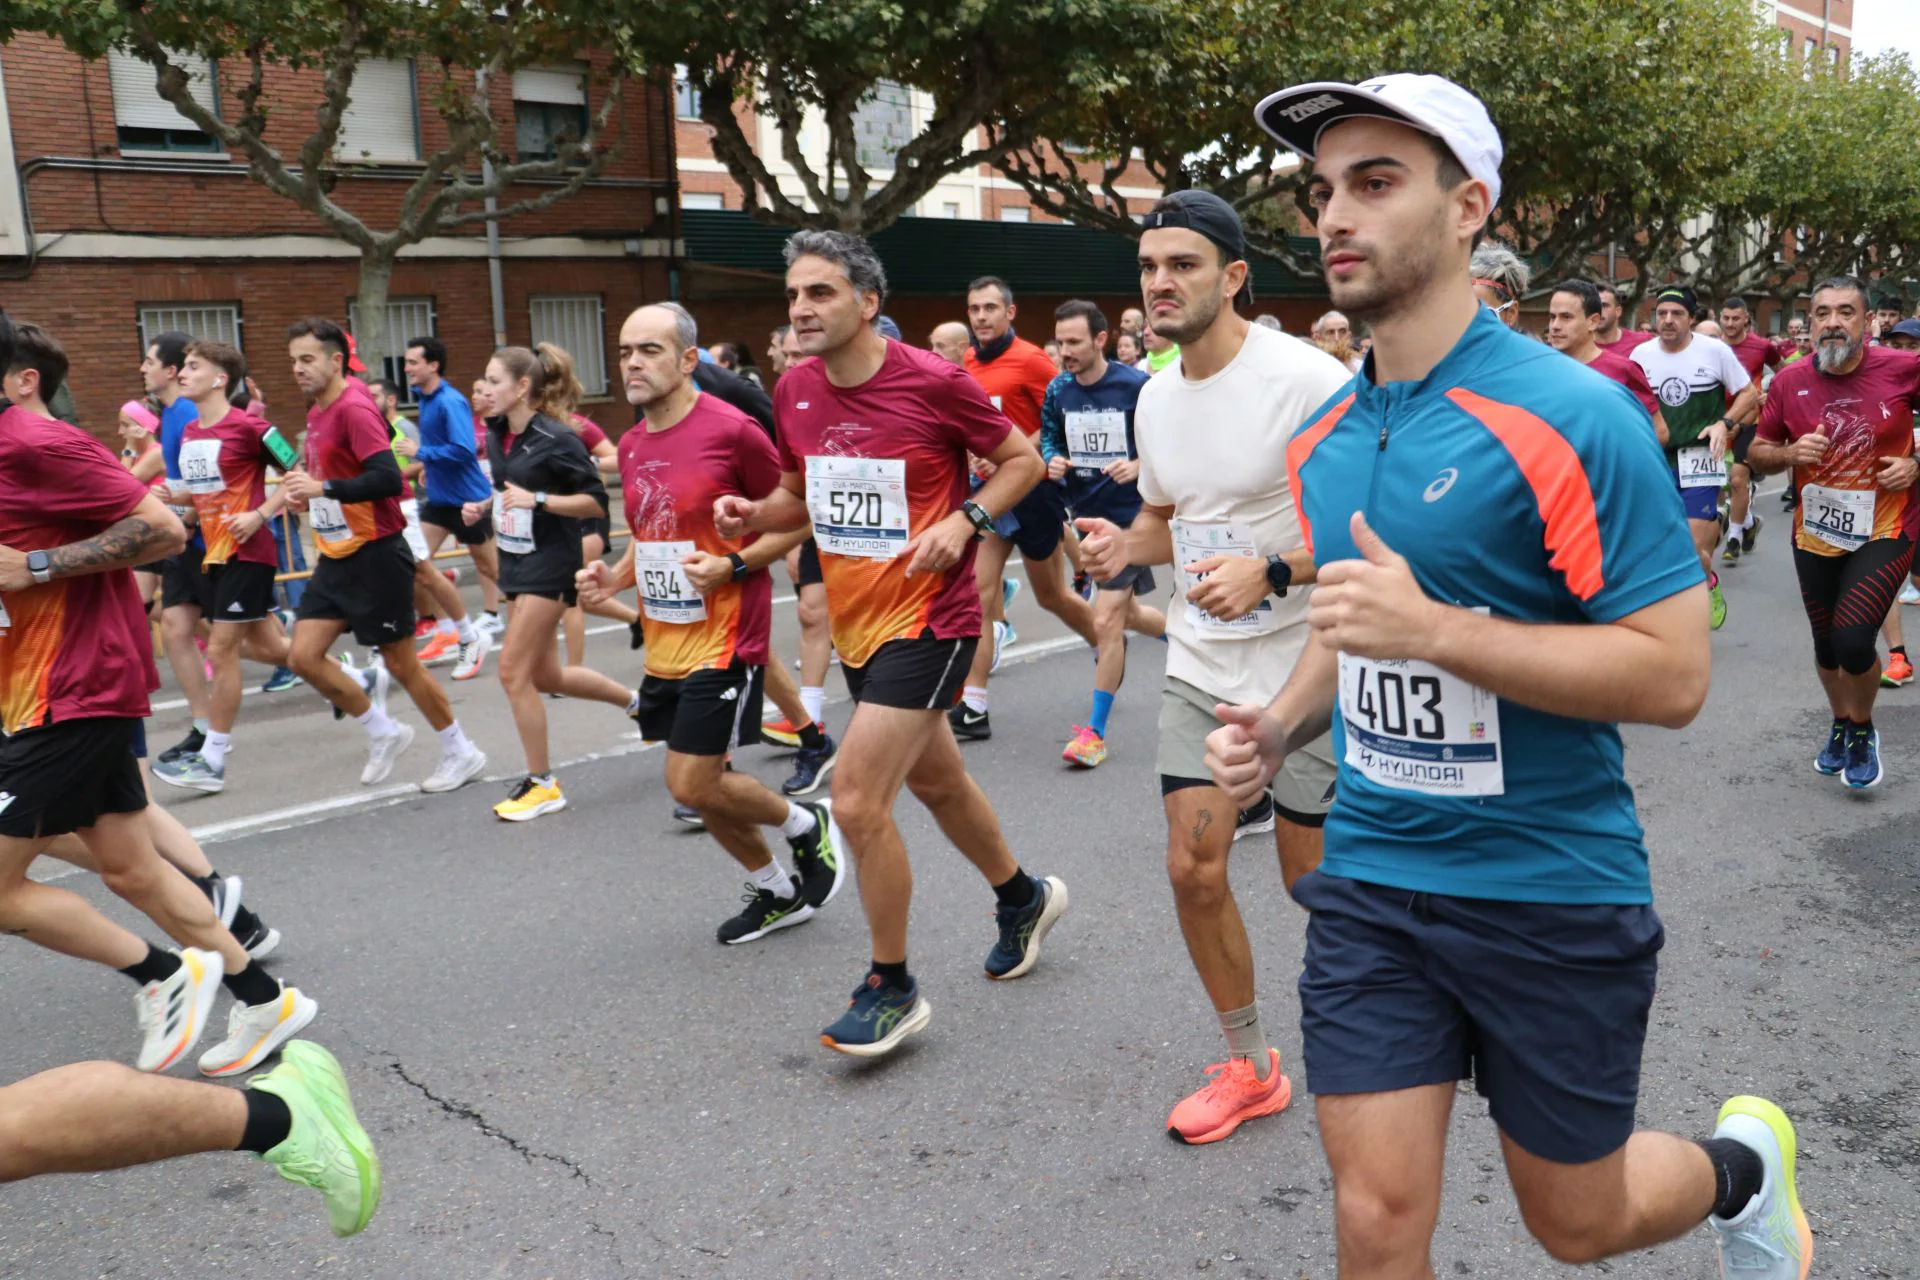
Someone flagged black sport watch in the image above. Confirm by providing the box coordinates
[1264,554,1292,598]
[727,552,748,581]
[960,499,993,539]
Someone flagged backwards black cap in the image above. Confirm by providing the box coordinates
[1653,284,1698,314]
[1139,190,1255,305]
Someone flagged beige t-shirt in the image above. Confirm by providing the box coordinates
[1135,322,1355,707]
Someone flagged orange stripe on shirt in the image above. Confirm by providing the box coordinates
[1446,387,1606,601]
[1285,394,1353,560]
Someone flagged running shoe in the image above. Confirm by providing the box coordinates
[1707,1096,1812,1280]
[628,618,646,650]
[989,618,1009,674]
[1062,725,1107,768]
[1843,725,1883,790]
[134,947,224,1073]
[1002,576,1021,612]
[985,874,1069,980]
[249,1041,382,1237]
[1166,1050,1293,1145]
[209,874,242,929]
[359,721,414,785]
[1780,486,1797,509]
[820,974,931,1058]
[1742,513,1763,554]
[761,716,805,749]
[198,985,318,1077]
[1814,719,1848,776]
[781,733,838,796]
[948,703,991,741]
[1882,652,1914,687]
[1708,576,1727,631]
[788,801,845,908]
[152,752,225,794]
[413,617,435,641]
[421,743,488,794]
[1073,571,1095,601]
[476,611,506,638]
[361,659,392,720]
[494,775,565,821]
[1000,617,1018,646]
[673,802,705,828]
[452,629,492,680]
[1722,537,1742,564]
[235,912,282,962]
[262,666,302,693]
[1902,581,1920,607]
[417,630,457,662]
[716,882,815,944]
[1234,795,1277,841]
[157,727,206,766]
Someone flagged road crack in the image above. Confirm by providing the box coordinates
[385,1058,593,1186]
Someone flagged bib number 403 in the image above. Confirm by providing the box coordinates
[1349,667,1446,741]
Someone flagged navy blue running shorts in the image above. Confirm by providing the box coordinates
[1292,870,1664,1165]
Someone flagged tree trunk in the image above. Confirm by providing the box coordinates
[353,251,398,386]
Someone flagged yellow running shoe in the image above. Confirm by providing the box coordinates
[1708,1095,1811,1279]
[494,775,566,822]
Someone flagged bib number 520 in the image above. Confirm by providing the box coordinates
[827,489,883,528]
[1348,667,1446,741]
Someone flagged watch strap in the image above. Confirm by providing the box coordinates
[727,552,748,580]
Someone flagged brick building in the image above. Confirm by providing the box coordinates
[1756,0,1852,69]
[0,35,679,440]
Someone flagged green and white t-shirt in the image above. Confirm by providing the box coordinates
[1629,334,1751,453]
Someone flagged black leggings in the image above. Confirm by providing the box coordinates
[1794,536,1914,674]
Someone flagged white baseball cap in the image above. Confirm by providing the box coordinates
[1253,74,1504,210]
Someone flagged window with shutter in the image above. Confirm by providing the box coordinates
[528,295,608,396]
[513,66,589,162]
[336,59,419,164]
[347,297,437,404]
[109,49,220,154]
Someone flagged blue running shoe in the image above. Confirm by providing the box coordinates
[781,733,837,796]
[1002,576,1020,612]
[1843,724,1883,790]
[1813,719,1847,775]
[673,803,705,828]
[821,973,931,1058]
[262,666,301,693]
[985,874,1070,980]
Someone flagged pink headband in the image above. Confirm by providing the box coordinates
[120,400,160,432]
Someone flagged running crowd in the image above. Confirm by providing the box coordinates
[15,68,1916,1278]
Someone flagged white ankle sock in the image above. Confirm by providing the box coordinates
[800,686,825,726]
[750,860,796,900]
[779,802,817,839]
[202,730,231,770]
[436,617,457,636]
[962,686,989,713]
[436,721,470,752]
[356,706,398,737]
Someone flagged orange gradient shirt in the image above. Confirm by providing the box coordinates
[1759,345,1920,556]
[180,406,279,566]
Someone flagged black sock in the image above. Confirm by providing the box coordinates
[237,1089,293,1155]
[1700,1137,1765,1219]
[230,904,264,938]
[120,944,182,987]
[223,960,280,1007]
[1894,646,1908,659]
[870,959,911,989]
[797,721,825,751]
[992,867,1036,909]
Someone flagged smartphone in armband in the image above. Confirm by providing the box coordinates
[262,426,299,471]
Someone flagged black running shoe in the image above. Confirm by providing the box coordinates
[1233,795,1276,840]
[947,703,991,741]
[1742,513,1763,554]
[629,619,646,651]
[158,727,205,765]
[984,874,1069,980]
[232,908,281,961]
[673,803,706,828]
[716,884,814,945]
[787,802,845,909]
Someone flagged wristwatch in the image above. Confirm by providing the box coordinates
[534,491,549,510]
[1264,554,1292,598]
[26,550,52,585]
[960,499,993,539]
[727,552,748,581]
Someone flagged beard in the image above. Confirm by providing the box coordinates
[1148,287,1224,346]
[1814,333,1862,374]
[1323,208,1452,324]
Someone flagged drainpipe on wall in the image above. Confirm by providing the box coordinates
[476,67,508,348]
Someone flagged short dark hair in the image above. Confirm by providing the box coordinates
[148,329,192,374]
[370,377,403,401]
[967,275,1013,305]
[1418,134,1481,248]
[10,322,69,401]
[406,335,447,376]
[1054,299,1109,340]
[286,316,351,361]
[1721,295,1750,315]
[1595,282,1623,308]
[1551,279,1603,319]
[185,338,247,390]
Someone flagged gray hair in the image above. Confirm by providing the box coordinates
[783,229,888,308]
[1470,241,1531,304]
[647,301,700,355]
[1253,314,1283,331]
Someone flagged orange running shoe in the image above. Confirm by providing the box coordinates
[1883,652,1914,687]
[760,716,804,748]
[1061,725,1107,767]
[417,630,457,662]
[1166,1050,1292,1144]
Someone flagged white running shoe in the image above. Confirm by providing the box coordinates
[198,986,318,1077]
[1901,581,1920,607]
[421,744,487,794]
[134,947,225,1073]
[361,722,415,785]
[451,629,492,681]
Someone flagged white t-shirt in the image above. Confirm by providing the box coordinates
[1135,323,1355,706]
[1628,333,1750,449]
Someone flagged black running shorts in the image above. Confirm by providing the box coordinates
[0,717,148,838]
[842,633,976,711]
[205,560,278,624]
[636,661,764,756]
[297,533,418,648]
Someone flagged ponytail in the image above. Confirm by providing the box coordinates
[533,342,584,419]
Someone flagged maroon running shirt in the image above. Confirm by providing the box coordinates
[1587,348,1661,418]
[1595,328,1652,358]
[1727,331,1783,387]
[304,379,405,558]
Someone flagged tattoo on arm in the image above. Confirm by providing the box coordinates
[1191,809,1213,842]
[47,514,171,579]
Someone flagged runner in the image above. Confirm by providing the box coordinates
[1076,190,1349,1143]
[0,316,318,1079]
[1469,241,1529,328]
[1749,275,1920,788]
[1873,294,1907,340]
[464,343,637,822]
[278,317,488,795]
[1215,71,1807,1277]
[579,302,845,942]
[1544,279,1670,443]
[928,322,969,367]
[1717,296,1780,564]
[953,275,1100,740]
[717,229,1068,1058]
[141,329,216,765]
[1038,299,1166,768]
[1629,285,1756,630]
[148,340,294,794]
[1592,282,1651,357]
[402,336,501,671]
[118,398,170,613]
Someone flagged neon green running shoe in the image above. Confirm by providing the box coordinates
[1709,577,1727,631]
[1708,1096,1811,1279]
[249,1040,382,1237]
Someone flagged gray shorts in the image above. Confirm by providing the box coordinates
[1096,563,1157,595]
[1157,675,1337,824]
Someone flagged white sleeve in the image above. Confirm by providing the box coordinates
[1134,395,1169,507]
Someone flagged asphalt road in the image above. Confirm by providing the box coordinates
[4,495,1918,1279]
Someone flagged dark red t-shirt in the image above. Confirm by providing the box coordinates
[1759,345,1920,555]
[620,395,781,679]
[1587,348,1661,418]
[305,380,405,558]
[1595,328,1652,358]
[0,406,159,733]
[775,340,1012,665]
[570,414,611,453]
[1727,331,1782,387]
[181,406,279,567]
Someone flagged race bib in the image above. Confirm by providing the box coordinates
[1172,518,1279,635]
[1065,409,1128,469]
[307,496,351,546]
[494,491,535,555]
[1676,442,1728,489]
[179,438,225,496]
[806,456,909,560]
[1338,652,1504,797]
[400,498,431,562]
[1802,483,1874,552]
[0,593,10,631]
[634,540,707,624]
